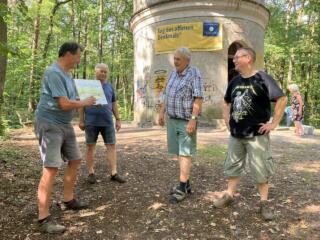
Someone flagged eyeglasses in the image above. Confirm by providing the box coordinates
[233,54,248,60]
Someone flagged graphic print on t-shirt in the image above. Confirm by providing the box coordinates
[231,85,256,123]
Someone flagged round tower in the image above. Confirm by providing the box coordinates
[130,0,269,127]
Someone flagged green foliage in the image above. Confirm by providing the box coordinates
[2,0,319,130]
[2,0,134,131]
[265,0,320,128]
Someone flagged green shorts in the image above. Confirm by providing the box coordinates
[166,117,197,157]
[224,135,275,183]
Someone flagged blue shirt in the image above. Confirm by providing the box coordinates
[36,63,77,124]
[164,65,204,120]
[285,106,292,116]
[84,82,116,127]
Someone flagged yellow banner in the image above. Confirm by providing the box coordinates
[155,22,223,54]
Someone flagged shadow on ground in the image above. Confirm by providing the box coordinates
[0,126,319,239]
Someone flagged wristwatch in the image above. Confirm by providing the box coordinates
[191,115,198,120]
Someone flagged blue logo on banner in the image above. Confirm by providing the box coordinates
[203,22,219,36]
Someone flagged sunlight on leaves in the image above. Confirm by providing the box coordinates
[79,211,98,218]
[300,204,320,214]
[96,204,111,211]
[148,202,166,210]
[292,162,320,173]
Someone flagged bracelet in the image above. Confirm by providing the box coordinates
[116,118,120,121]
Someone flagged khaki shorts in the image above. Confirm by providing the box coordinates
[224,135,274,183]
[167,117,197,157]
[34,118,82,168]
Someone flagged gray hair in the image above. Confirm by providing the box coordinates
[95,63,109,79]
[174,47,191,60]
[238,47,256,63]
[95,63,109,71]
[288,83,299,93]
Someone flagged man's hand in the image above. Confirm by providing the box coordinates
[115,119,121,132]
[79,121,85,131]
[258,122,277,135]
[82,96,96,106]
[159,112,165,126]
[186,119,197,134]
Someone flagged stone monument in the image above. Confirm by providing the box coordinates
[130,0,269,127]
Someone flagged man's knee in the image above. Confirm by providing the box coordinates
[68,160,81,168]
[42,167,59,176]
[106,144,116,150]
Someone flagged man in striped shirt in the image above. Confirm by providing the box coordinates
[159,47,204,204]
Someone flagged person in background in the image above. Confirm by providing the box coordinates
[284,106,293,127]
[79,63,125,184]
[35,42,96,234]
[287,84,304,136]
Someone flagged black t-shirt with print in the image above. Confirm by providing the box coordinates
[224,71,285,138]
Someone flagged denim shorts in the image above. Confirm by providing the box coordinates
[224,135,275,183]
[166,117,197,157]
[85,125,116,145]
[34,118,82,168]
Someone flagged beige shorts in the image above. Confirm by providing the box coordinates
[224,135,275,183]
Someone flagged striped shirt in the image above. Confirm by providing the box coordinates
[164,65,204,120]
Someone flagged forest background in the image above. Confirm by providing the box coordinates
[0,0,319,138]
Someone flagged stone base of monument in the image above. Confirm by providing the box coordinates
[303,125,314,135]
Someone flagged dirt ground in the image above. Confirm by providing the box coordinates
[0,124,319,240]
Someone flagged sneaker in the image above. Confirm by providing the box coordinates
[169,185,192,195]
[213,193,234,208]
[64,199,88,210]
[110,174,126,183]
[87,173,97,184]
[168,186,190,204]
[38,216,66,234]
[260,201,274,221]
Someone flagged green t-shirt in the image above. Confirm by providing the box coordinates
[36,63,77,124]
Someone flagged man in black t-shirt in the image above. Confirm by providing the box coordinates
[213,47,287,221]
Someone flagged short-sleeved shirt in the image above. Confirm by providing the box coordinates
[164,65,204,120]
[36,63,77,124]
[84,82,116,127]
[224,71,285,138]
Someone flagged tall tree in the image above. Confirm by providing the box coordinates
[43,0,72,59]
[0,0,7,100]
[98,0,104,63]
[0,0,8,136]
[28,0,43,112]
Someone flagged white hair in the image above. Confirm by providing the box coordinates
[174,47,191,60]
[288,83,299,93]
[95,63,109,71]
[95,63,109,79]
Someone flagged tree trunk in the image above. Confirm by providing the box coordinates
[43,0,72,59]
[281,0,294,92]
[28,0,43,113]
[0,0,7,100]
[82,19,89,79]
[98,0,104,63]
[71,0,76,39]
[287,49,293,84]
[0,0,8,135]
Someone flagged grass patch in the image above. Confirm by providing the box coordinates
[197,144,227,165]
[0,147,21,163]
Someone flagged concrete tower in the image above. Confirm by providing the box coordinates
[130,0,269,127]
